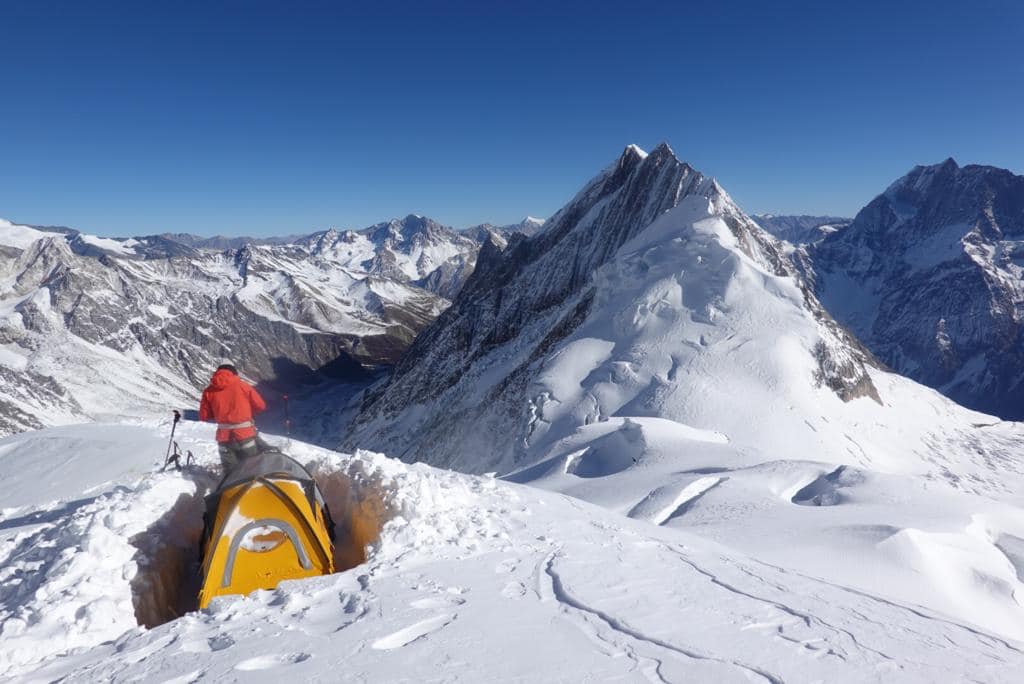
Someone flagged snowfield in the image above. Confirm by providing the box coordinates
[2,422,1023,682]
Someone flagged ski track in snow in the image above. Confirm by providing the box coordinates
[542,551,784,684]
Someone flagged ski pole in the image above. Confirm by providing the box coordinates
[164,410,181,465]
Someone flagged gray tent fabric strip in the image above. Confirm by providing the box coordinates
[221,518,312,588]
[216,451,316,493]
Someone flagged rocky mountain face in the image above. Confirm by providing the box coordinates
[803,159,1024,419]
[294,215,482,299]
[463,216,546,243]
[752,214,851,245]
[0,215,483,436]
[343,144,886,473]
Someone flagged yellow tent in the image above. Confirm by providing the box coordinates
[198,451,334,609]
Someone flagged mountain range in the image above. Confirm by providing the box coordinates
[0,214,544,436]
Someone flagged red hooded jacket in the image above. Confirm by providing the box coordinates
[199,369,267,443]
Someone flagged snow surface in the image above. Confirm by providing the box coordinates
[346,147,1024,652]
[0,219,47,250]
[2,422,1023,681]
[502,195,1024,641]
[77,234,140,255]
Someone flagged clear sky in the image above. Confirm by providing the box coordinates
[1,0,1022,237]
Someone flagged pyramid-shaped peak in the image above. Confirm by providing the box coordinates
[622,144,648,160]
[650,141,676,158]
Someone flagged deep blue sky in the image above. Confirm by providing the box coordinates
[1,1,1021,237]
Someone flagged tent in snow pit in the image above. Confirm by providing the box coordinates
[198,450,335,608]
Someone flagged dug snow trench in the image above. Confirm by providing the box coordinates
[131,457,392,629]
[0,425,398,676]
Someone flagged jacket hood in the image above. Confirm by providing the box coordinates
[207,368,240,391]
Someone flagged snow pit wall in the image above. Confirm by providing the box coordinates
[308,457,392,572]
[131,455,394,629]
[131,468,218,628]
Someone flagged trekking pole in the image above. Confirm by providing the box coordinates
[164,410,181,466]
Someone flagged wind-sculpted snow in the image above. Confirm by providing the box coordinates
[806,159,1024,419]
[0,215,483,437]
[508,411,1024,642]
[2,424,1022,682]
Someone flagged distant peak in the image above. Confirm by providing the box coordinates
[648,141,678,162]
[651,141,674,155]
[623,144,648,160]
[909,157,960,176]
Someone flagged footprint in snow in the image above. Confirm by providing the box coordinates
[207,634,235,652]
[495,558,518,574]
[501,581,527,599]
[371,614,456,650]
[234,652,311,671]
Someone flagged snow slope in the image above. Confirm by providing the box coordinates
[0,220,48,250]
[2,423,1022,682]
[345,144,1024,642]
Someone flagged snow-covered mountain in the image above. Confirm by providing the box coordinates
[462,216,546,246]
[753,214,851,245]
[0,215,483,436]
[344,144,1024,640]
[803,159,1024,419]
[344,143,881,472]
[294,214,482,299]
[2,423,1021,681]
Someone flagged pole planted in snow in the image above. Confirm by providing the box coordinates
[164,410,181,466]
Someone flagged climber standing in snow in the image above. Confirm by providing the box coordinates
[199,363,268,472]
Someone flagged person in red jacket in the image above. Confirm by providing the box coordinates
[199,363,268,472]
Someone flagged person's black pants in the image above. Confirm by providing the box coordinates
[218,435,271,472]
